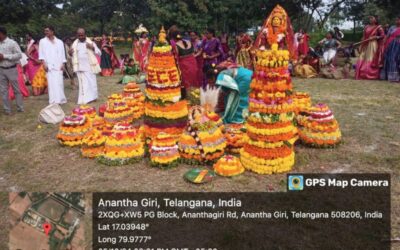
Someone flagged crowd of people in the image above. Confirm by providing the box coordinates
[0,14,399,116]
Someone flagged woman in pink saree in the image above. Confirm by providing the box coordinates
[355,16,385,80]
[26,38,41,83]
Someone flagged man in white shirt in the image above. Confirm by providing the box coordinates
[0,26,23,115]
[39,26,67,104]
[69,28,101,104]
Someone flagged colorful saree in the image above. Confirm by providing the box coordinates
[100,39,119,76]
[380,26,400,82]
[133,38,150,72]
[216,67,253,124]
[355,25,385,80]
[31,65,48,96]
[9,64,30,100]
[26,45,41,82]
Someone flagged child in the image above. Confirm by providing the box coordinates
[119,59,140,84]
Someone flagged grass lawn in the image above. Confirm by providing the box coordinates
[0,72,399,242]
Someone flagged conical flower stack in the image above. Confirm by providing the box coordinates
[57,115,91,147]
[123,82,145,122]
[98,123,144,166]
[104,94,133,126]
[81,116,106,158]
[298,104,341,147]
[144,26,188,141]
[149,133,180,168]
[240,5,297,174]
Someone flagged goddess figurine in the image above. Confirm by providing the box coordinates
[254,5,297,60]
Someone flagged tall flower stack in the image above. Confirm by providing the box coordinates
[297,103,341,147]
[57,115,91,147]
[98,123,144,166]
[144,26,188,140]
[123,82,145,123]
[240,5,297,174]
[149,133,180,168]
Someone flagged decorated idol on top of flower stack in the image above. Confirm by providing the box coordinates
[240,5,298,174]
[297,103,341,147]
[144,26,188,140]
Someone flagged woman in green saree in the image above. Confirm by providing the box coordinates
[215,61,253,124]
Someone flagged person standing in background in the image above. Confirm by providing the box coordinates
[190,31,204,88]
[169,28,199,99]
[319,32,341,66]
[355,15,385,80]
[333,27,344,41]
[202,28,224,87]
[297,29,310,57]
[0,26,24,115]
[69,28,101,104]
[380,16,400,82]
[39,25,67,104]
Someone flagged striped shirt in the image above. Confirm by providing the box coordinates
[0,37,22,67]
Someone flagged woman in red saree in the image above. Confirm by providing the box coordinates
[100,34,119,76]
[169,29,199,100]
[355,16,385,80]
[297,29,310,57]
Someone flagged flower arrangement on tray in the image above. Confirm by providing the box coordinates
[57,115,91,147]
[213,155,245,177]
[149,133,180,168]
[240,5,297,175]
[144,26,188,141]
[297,103,341,147]
[98,123,144,166]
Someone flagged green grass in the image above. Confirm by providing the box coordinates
[0,69,399,244]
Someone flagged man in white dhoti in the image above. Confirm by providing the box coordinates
[69,28,101,104]
[39,26,67,104]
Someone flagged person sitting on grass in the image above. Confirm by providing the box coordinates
[119,58,140,84]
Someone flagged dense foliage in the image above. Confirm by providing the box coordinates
[0,0,398,39]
